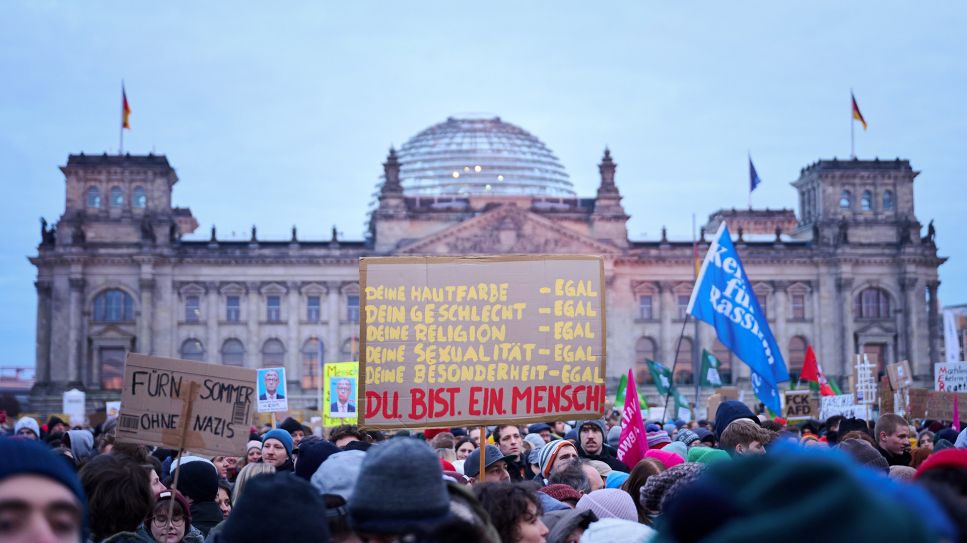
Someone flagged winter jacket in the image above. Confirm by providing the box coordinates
[188,501,224,538]
[138,524,205,543]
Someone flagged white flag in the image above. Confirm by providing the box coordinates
[944,310,962,363]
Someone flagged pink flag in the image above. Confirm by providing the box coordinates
[954,396,961,432]
[617,369,649,467]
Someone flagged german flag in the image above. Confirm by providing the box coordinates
[851,92,867,131]
[122,85,132,130]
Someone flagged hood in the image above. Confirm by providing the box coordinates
[66,429,95,462]
[713,400,758,440]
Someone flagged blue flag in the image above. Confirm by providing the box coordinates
[687,222,788,413]
[749,156,762,192]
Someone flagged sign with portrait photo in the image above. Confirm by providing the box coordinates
[324,362,359,426]
[257,367,288,413]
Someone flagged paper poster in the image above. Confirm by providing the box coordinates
[783,390,818,421]
[323,362,359,427]
[819,394,861,420]
[359,255,607,428]
[63,389,86,427]
[935,362,967,392]
[105,401,121,419]
[257,367,288,413]
[117,353,257,457]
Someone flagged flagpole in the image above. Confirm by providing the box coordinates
[850,88,855,159]
[663,315,691,420]
[692,213,701,410]
[119,81,125,155]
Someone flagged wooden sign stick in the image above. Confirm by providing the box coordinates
[479,425,487,482]
[167,381,200,522]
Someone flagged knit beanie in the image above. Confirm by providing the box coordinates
[215,473,330,543]
[14,416,40,437]
[607,425,622,448]
[934,428,958,445]
[645,448,684,469]
[640,462,704,513]
[694,427,715,445]
[154,489,192,524]
[576,488,638,522]
[0,438,89,539]
[538,439,578,479]
[311,450,366,500]
[294,439,340,481]
[543,508,597,543]
[646,430,671,449]
[687,447,730,465]
[605,471,630,489]
[46,415,66,430]
[279,416,303,435]
[657,463,707,512]
[837,438,888,472]
[263,428,294,456]
[348,438,450,535]
[888,465,916,481]
[178,460,218,503]
[675,429,700,447]
[579,518,655,543]
[663,441,688,462]
[713,400,758,441]
[579,420,607,437]
[246,440,262,453]
[663,423,677,435]
[914,448,967,478]
[524,433,546,452]
[539,483,583,505]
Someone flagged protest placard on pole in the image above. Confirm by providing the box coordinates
[886,360,914,390]
[853,354,877,420]
[62,389,86,426]
[783,390,818,421]
[324,362,359,427]
[819,394,862,420]
[256,367,288,413]
[359,255,606,428]
[908,388,967,420]
[117,353,258,457]
[935,362,967,392]
[105,401,121,419]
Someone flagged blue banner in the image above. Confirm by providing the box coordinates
[687,222,788,413]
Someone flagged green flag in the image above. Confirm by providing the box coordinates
[700,349,723,388]
[615,372,649,412]
[672,387,692,422]
[646,359,674,396]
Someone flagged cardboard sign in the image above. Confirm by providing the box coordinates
[783,390,818,421]
[256,367,288,412]
[935,362,967,392]
[819,394,862,420]
[324,362,359,427]
[908,388,967,420]
[359,255,607,428]
[105,401,121,419]
[706,386,740,421]
[117,353,258,457]
[853,355,878,405]
[886,360,913,390]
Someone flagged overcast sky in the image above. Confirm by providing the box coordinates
[2,2,965,368]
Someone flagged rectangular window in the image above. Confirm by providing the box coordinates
[226,296,240,322]
[639,295,653,320]
[757,294,769,318]
[307,296,321,322]
[185,295,200,322]
[791,294,806,320]
[266,295,281,322]
[677,295,690,320]
[347,295,360,322]
[100,347,125,390]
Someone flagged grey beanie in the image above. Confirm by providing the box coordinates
[312,450,366,500]
[675,429,700,447]
[837,438,889,472]
[607,425,622,448]
[348,438,450,535]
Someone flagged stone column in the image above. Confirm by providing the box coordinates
[659,282,674,365]
[34,281,53,384]
[287,282,301,385]
[927,280,941,374]
[327,282,341,363]
[773,281,789,359]
[247,282,260,369]
[836,277,855,378]
[900,277,919,366]
[206,282,219,363]
[138,279,155,355]
[67,277,85,385]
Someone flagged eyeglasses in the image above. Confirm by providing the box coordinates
[151,515,185,527]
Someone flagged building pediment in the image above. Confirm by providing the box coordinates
[396,204,622,255]
[854,320,896,336]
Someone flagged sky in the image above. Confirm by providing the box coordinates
[1,2,965,369]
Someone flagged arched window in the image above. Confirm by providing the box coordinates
[854,288,891,319]
[133,186,147,208]
[883,190,894,210]
[221,339,245,367]
[674,338,694,385]
[839,190,852,209]
[302,338,324,388]
[340,337,359,362]
[87,187,101,208]
[711,339,733,384]
[93,289,135,322]
[110,186,124,208]
[262,339,285,367]
[635,337,658,385]
[861,190,872,211]
[787,336,808,377]
[180,339,205,361]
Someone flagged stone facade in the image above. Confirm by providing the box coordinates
[30,150,946,415]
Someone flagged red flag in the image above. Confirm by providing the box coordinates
[617,369,649,467]
[122,85,132,130]
[851,92,867,130]
[801,345,835,396]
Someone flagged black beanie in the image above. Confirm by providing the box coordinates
[215,474,329,543]
[177,461,218,503]
[713,400,758,440]
[280,417,303,435]
[294,439,340,481]
[348,438,450,535]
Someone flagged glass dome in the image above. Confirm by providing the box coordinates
[388,116,575,197]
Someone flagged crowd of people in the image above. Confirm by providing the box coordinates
[3,402,967,543]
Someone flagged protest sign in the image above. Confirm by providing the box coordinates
[819,394,862,420]
[63,389,86,426]
[783,390,818,421]
[886,360,913,391]
[935,362,967,392]
[706,386,740,422]
[359,255,606,428]
[105,401,121,419]
[117,353,257,457]
[256,367,288,412]
[908,388,967,420]
[324,362,359,427]
[853,354,877,411]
